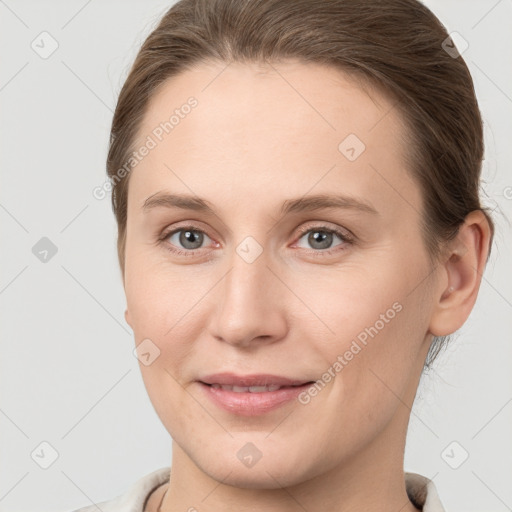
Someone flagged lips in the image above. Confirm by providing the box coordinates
[199,372,314,388]
[209,384,283,392]
[197,372,316,415]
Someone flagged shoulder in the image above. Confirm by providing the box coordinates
[69,466,171,512]
[405,472,446,512]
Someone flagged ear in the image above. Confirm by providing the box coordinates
[429,210,492,337]
[125,308,133,329]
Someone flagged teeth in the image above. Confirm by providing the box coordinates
[210,384,282,392]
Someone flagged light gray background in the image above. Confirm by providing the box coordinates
[1,1,511,511]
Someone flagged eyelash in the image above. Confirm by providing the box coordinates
[157,223,354,258]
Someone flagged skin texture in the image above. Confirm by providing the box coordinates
[122,60,491,512]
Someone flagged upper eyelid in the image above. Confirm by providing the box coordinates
[163,221,347,236]
[296,222,351,236]
[161,221,212,237]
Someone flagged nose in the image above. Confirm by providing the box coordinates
[208,244,288,349]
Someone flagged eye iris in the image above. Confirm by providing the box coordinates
[179,230,203,250]
[309,230,332,249]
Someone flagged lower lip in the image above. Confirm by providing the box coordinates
[198,382,313,416]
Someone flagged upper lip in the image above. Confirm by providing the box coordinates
[199,373,314,387]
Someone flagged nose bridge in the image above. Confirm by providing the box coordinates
[211,236,286,347]
[227,241,268,302]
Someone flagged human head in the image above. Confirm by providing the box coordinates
[107,0,494,368]
[110,0,494,496]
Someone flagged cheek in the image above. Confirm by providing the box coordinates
[126,273,196,385]
[124,253,196,395]
[306,291,427,457]
[126,266,196,431]
[299,253,430,398]
[125,248,200,337]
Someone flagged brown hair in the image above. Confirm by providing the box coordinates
[107,0,494,366]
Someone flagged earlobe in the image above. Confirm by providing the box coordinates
[429,210,491,337]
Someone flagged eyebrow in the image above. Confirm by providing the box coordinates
[142,192,379,216]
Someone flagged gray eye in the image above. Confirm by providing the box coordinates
[169,229,210,250]
[297,229,343,250]
[308,230,333,250]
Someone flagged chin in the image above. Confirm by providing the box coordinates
[188,438,318,490]
[205,461,308,490]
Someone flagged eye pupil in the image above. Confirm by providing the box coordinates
[308,230,332,250]
[180,230,203,249]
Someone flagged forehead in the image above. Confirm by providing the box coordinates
[128,60,420,219]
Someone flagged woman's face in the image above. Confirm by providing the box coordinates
[124,60,438,487]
